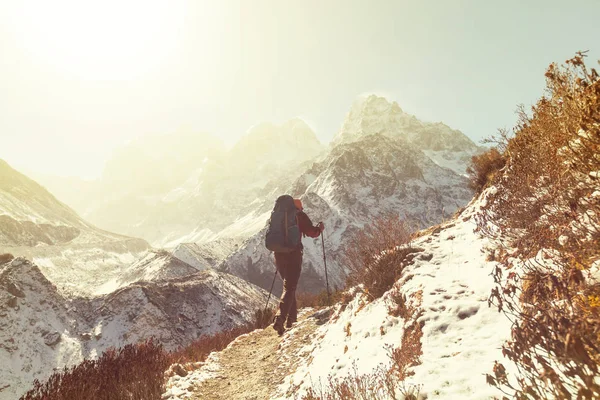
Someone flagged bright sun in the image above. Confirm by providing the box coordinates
[8,0,186,80]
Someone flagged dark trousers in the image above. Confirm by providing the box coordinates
[274,249,302,323]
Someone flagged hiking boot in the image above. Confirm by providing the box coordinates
[285,319,296,329]
[272,316,285,336]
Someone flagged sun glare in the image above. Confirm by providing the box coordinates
[7,0,186,80]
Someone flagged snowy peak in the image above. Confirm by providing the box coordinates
[335,95,418,144]
[334,95,483,174]
[303,134,465,212]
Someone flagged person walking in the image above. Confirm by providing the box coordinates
[265,195,323,335]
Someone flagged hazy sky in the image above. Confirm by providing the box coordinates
[1,0,599,179]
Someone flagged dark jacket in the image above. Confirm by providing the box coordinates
[296,210,321,249]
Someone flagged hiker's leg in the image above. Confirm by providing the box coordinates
[289,297,297,322]
[284,250,302,325]
[274,253,290,321]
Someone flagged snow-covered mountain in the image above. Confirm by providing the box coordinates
[77,131,226,244]
[335,95,483,175]
[220,133,473,294]
[172,237,243,272]
[34,121,324,248]
[0,256,276,400]
[0,159,140,247]
[217,96,478,294]
[0,159,155,296]
[152,118,325,248]
[229,118,323,181]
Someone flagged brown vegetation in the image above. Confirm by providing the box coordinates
[297,289,353,309]
[344,214,420,299]
[466,147,506,194]
[21,339,169,400]
[480,52,600,399]
[20,308,276,400]
[0,253,14,265]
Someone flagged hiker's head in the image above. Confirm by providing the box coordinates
[294,198,303,211]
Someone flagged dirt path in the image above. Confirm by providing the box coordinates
[187,308,331,400]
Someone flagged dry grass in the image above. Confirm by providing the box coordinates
[344,214,420,299]
[466,147,506,194]
[21,339,169,400]
[0,253,14,265]
[480,52,600,399]
[297,289,353,309]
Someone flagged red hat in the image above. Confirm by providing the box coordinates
[294,198,303,210]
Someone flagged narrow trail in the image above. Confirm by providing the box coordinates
[177,308,332,400]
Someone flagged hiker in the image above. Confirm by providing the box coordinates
[265,195,323,335]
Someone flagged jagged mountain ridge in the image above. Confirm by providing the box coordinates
[0,256,276,400]
[220,133,473,294]
[335,95,483,175]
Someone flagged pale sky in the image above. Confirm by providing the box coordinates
[1,0,599,179]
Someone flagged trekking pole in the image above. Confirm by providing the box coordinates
[264,268,277,314]
[321,234,330,306]
[264,256,278,315]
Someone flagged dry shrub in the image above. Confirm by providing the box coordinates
[298,291,423,400]
[297,289,352,309]
[344,215,419,299]
[466,147,506,194]
[21,339,168,400]
[481,52,600,399]
[22,308,276,400]
[387,290,423,383]
[298,352,422,400]
[0,253,14,264]
[169,308,275,365]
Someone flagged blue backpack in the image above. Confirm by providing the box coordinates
[265,195,301,252]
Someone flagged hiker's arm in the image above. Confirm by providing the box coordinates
[298,211,322,238]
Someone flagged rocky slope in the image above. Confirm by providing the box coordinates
[0,256,275,400]
[0,159,142,247]
[0,159,153,296]
[172,238,243,272]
